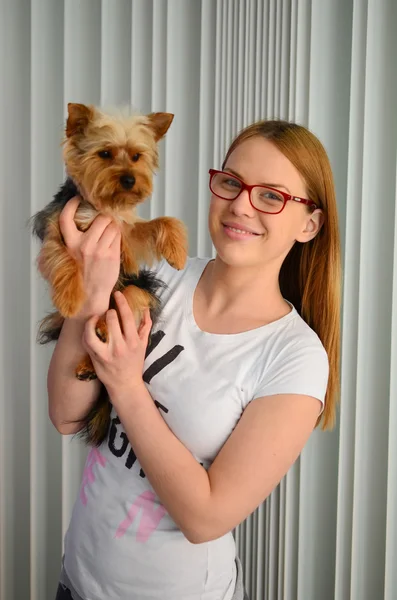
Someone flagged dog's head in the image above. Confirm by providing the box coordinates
[63,103,173,213]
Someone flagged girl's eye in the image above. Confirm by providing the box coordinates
[98,150,113,159]
[221,177,241,189]
[262,190,283,202]
[132,153,141,162]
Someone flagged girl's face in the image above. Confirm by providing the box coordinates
[208,136,323,270]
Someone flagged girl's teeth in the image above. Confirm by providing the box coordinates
[227,226,255,235]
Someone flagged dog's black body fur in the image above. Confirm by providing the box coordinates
[32,178,79,242]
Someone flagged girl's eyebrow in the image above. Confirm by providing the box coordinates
[224,167,291,194]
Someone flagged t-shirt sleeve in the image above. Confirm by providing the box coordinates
[252,338,329,409]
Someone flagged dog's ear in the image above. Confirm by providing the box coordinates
[66,103,95,137]
[147,113,174,141]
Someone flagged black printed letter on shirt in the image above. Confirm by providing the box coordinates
[108,330,184,477]
[108,417,129,457]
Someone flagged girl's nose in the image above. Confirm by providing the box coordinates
[229,189,256,217]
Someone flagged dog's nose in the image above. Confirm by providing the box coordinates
[120,174,136,190]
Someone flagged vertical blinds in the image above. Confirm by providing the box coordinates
[0,1,395,599]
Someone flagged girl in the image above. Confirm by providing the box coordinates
[50,120,340,600]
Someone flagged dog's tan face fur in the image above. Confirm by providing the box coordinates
[63,103,173,213]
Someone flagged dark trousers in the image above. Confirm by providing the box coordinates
[55,581,249,600]
[55,583,74,600]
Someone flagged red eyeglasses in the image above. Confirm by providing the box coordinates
[208,169,317,214]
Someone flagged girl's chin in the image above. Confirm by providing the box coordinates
[214,245,262,268]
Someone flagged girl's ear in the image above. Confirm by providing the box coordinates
[296,209,324,243]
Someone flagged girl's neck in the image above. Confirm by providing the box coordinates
[196,256,289,320]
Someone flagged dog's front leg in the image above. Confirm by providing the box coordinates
[38,218,85,317]
[132,218,188,270]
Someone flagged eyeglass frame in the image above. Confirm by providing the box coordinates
[208,169,318,214]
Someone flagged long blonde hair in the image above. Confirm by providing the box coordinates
[222,120,341,430]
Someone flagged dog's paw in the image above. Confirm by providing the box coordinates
[165,247,187,270]
[53,285,84,318]
[50,263,85,318]
[95,325,107,343]
[158,218,188,270]
[76,369,98,382]
[76,356,97,381]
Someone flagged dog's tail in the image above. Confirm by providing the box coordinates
[76,385,112,447]
[37,311,65,344]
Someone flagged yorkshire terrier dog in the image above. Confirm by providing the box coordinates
[32,103,187,446]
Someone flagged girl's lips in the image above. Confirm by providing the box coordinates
[222,224,261,240]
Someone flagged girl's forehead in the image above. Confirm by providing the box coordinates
[226,137,306,190]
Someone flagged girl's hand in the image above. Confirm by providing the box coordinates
[82,291,152,397]
[59,197,121,319]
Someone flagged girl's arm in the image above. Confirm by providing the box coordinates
[113,385,320,544]
[48,316,101,433]
[47,198,121,433]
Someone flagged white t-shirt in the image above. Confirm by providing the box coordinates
[63,257,329,600]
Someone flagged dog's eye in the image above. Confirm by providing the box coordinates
[132,153,141,162]
[98,150,112,159]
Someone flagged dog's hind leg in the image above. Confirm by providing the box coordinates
[75,353,97,381]
[120,284,158,328]
[74,286,153,382]
[75,316,108,381]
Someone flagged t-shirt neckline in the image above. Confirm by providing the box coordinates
[183,258,297,342]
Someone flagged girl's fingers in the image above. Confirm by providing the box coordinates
[110,229,122,251]
[114,291,137,341]
[82,214,114,249]
[83,315,103,353]
[59,197,81,246]
[106,309,124,349]
[139,308,152,342]
[97,221,121,249]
